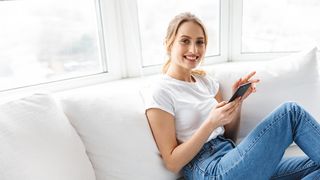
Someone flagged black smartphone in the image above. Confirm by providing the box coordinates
[228,82,252,103]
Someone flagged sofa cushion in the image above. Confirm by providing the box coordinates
[0,94,95,180]
[205,47,320,141]
[57,78,179,180]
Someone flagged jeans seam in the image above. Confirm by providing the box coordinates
[313,173,320,180]
[211,107,289,178]
[270,163,318,179]
[294,107,320,142]
[195,103,319,178]
[306,115,320,137]
[192,147,216,176]
[241,109,288,156]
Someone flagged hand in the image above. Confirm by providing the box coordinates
[207,98,242,127]
[232,71,260,101]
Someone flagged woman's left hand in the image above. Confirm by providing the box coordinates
[232,71,260,101]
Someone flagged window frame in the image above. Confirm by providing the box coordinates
[128,0,229,76]
[0,0,123,97]
[1,0,318,98]
[229,0,304,62]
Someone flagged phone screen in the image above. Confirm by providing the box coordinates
[228,82,252,103]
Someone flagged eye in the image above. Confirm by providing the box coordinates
[196,40,205,45]
[180,38,190,44]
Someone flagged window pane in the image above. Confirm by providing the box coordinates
[137,0,220,67]
[0,0,104,90]
[242,0,320,53]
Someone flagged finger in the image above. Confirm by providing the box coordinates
[250,83,258,93]
[232,78,242,90]
[252,85,257,93]
[248,79,260,84]
[216,101,227,108]
[243,89,253,98]
[242,71,256,82]
[242,85,257,99]
[219,102,233,112]
[226,98,241,113]
[243,80,259,95]
[223,98,240,110]
[251,83,256,91]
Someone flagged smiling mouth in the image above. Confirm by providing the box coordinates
[184,55,200,62]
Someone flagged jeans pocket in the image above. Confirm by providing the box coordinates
[195,147,216,173]
[218,135,237,148]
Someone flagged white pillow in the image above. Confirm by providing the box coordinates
[57,79,179,180]
[205,47,320,140]
[0,94,95,180]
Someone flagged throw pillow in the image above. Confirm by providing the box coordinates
[0,94,95,180]
[206,46,320,141]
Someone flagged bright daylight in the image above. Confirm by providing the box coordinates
[0,0,320,180]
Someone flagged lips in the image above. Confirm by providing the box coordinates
[184,55,199,61]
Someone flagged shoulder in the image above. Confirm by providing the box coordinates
[196,74,219,86]
[141,76,176,115]
[150,76,174,96]
[194,74,220,95]
[141,75,175,103]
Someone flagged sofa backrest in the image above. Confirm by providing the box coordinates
[56,77,179,180]
[205,47,320,141]
[54,47,320,179]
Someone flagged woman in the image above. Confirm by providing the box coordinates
[144,12,320,179]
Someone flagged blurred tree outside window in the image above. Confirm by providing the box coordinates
[0,0,104,90]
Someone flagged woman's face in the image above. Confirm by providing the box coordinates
[169,21,206,71]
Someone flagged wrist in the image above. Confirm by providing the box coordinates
[205,118,220,130]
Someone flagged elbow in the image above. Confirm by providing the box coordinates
[164,160,182,174]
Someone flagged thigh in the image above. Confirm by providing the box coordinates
[271,156,320,180]
[211,104,295,179]
[302,169,320,180]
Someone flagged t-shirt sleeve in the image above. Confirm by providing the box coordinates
[139,86,175,116]
[205,75,220,96]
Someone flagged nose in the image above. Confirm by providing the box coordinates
[189,42,198,54]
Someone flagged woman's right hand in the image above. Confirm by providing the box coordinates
[207,98,241,127]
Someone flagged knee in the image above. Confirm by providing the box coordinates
[280,101,303,114]
[280,101,299,109]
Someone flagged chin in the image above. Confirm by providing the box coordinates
[185,64,198,71]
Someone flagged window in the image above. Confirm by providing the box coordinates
[242,0,320,53]
[2,0,319,94]
[0,0,105,91]
[136,0,220,67]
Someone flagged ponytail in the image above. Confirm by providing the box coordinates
[191,69,206,76]
[162,59,171,74]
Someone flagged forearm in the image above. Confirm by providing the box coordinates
[224,104,242,142]
[165,120,219,173]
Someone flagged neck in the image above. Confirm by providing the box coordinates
[166,65,194,82]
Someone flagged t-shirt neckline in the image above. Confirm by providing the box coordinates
[163,74,197,85]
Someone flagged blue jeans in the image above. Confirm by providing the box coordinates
[182,102,320,180]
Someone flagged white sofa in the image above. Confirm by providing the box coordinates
[0,47,319,180]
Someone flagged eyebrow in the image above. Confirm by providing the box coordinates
[180,35,204,39]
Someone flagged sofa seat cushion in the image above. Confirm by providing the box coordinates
[0,94,95,180]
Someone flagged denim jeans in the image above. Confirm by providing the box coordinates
[182,102,320,180]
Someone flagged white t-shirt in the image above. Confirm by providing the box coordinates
[143,74,225,143]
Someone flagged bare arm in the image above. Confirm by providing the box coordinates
[146,108,219,173]
[146,99,241,173]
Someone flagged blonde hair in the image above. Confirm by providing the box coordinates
[162,12,208,76]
